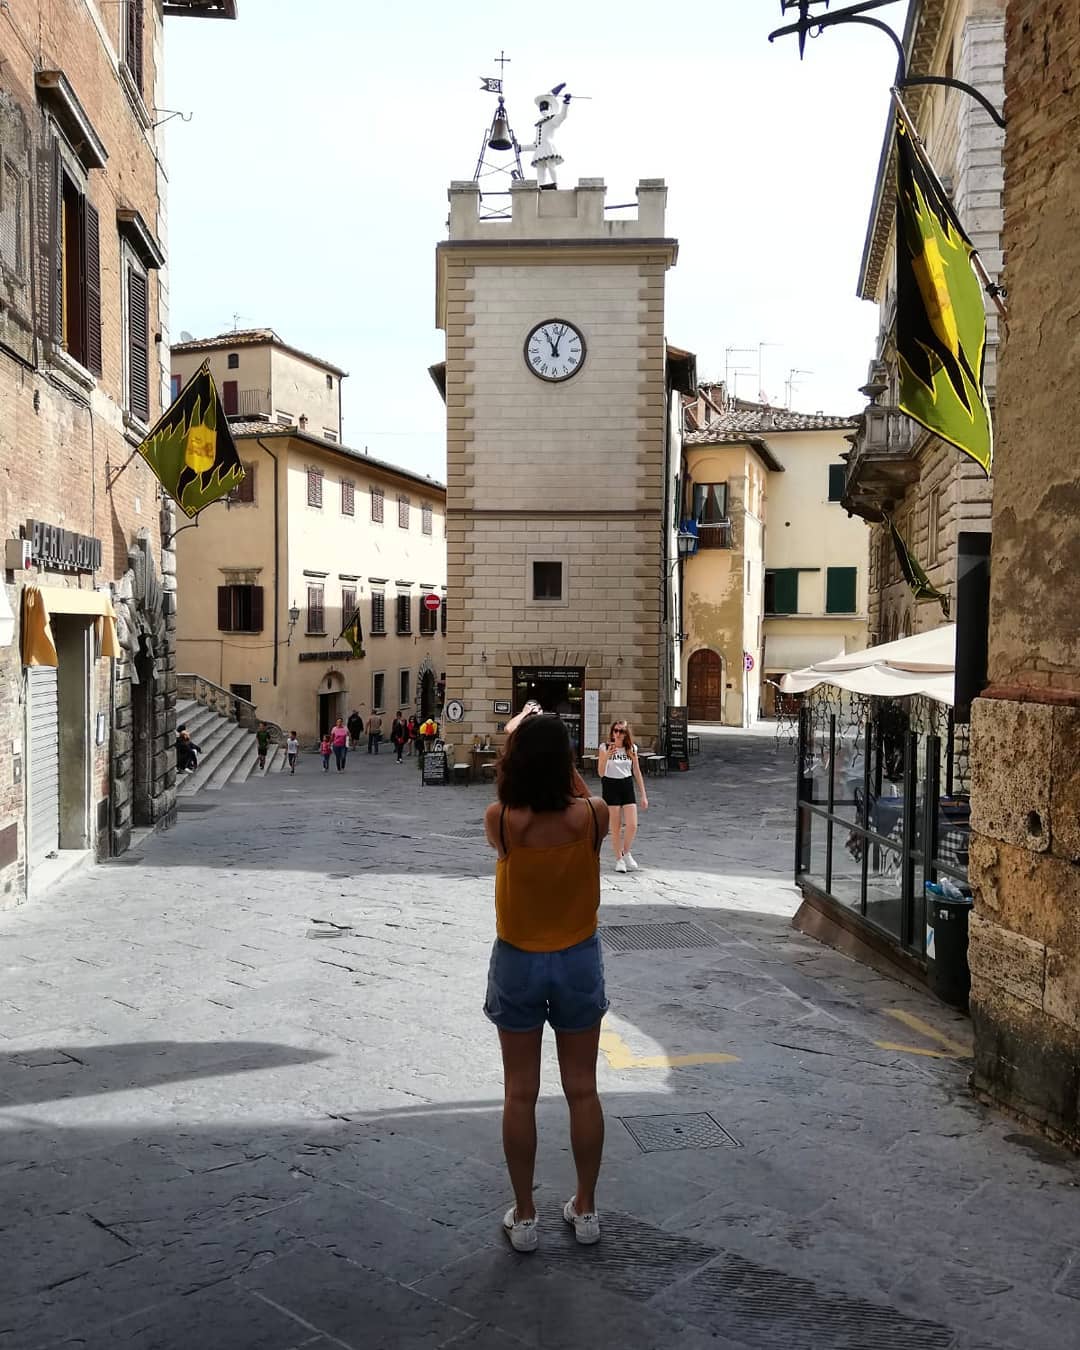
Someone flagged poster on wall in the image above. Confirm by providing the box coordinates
[584,690,599,749]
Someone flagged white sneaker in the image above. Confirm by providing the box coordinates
[563,1198,601,1245]
[502,1206,538,1253]
[615,857,627,873]
[623,852,639,871]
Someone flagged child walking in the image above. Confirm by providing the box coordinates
[320,732,332,772]
[286,731,299,774]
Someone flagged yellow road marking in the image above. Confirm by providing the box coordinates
[874,1008,972,1059]
[599,1029,740,1070]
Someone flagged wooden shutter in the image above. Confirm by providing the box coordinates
[250,586,264,633]
[826,567,857,614]
[82,199,102,376]
[440,597,446,635]
[217,586,232,631]
[127,265,150,422]
[371,591,385,633]
[828,464,846,501]
[35,140,62,349]
[222,379,238,415]
[307,468,323,507]
[127,0,145,95]
[234,462,255,503]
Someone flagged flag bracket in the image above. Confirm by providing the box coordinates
[768,2,1005,129]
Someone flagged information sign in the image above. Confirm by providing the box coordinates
[666,705,689,769]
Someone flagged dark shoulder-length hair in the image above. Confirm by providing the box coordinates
[497,714,575,813]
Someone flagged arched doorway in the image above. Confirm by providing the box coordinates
[420,669,436,719]
[687,649,724,721]
[318,670,347,737]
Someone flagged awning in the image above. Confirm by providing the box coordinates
[22,585,121,667]
[780,624,955,705]
[764,633,846,673]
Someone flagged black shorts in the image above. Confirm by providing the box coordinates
[601,776,636,807]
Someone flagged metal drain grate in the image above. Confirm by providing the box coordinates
[600,921,717,954]
[669,1253,955,1348]
[541,1206,717,1300]
[621,1111,741,1153]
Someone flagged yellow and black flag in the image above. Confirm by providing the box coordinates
[137,361,245,519]
[341,608,364,659]
[895,115,992,475]
[887,516,950,619]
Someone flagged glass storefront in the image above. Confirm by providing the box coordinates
[795,690,970,961]
[512,666,585,756]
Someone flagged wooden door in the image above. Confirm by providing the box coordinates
[688,649,724,721]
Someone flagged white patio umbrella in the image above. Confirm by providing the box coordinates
[780,625,956,705]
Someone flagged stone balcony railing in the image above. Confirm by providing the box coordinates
[843,402,922,520]
[177,673,283,741]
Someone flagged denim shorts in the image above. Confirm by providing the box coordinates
[484,933,609,1033]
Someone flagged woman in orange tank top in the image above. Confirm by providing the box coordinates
[483,708,610,1252]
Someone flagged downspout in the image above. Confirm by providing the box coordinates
[255,438,280,687]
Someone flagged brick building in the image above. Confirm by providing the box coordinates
[432,178,694,755]
[0,0,235,905]
[968,0,1080,1148]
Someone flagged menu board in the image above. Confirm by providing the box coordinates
[666,705,689,768]
[422,745,448,785]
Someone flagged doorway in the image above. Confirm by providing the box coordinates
[688,649,724,722]
[318,691,345,738]
[132,648,155,826]
[513,666,585,755]
[420,669,436,719]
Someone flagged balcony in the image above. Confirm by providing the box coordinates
[696,520,733,549]
[236,389,271,418]
[843,403,922,521]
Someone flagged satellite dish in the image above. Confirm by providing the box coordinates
[179,330,194,342]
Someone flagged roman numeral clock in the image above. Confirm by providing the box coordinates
[524,318,586,382]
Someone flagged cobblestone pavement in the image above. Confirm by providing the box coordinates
[1,728,1078,1349]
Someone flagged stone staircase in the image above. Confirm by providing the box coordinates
[175,678,283,797]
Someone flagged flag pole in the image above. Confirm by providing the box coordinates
[891,89,1008,322]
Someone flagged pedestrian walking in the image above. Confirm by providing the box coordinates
[330,717,349,771]
[255,721,270,771]
[286,731,299,774]
[390,712,408,763]
[597,720,648,872]
[320,732,332,772]
[483,706,610,1253]
[347,709,364,749]
[366,710,383,754]
[406,714,418,755]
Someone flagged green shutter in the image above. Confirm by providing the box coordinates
[828,464,846,501]
[768,569,799,614]
[826,567,857,613]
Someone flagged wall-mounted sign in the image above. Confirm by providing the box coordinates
[299,650,361,662]
[25,519,102,573]
[493,700,511,715]
[744,652,755,672]
[445,699,464,722]
[423,593,441,612]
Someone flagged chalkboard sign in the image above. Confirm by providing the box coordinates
[422,747,448,785]
[666,705,689,769]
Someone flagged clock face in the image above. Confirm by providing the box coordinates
[524,319,586,382]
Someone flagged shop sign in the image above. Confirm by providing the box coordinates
[25,519,102,573]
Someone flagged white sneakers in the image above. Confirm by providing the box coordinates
[502,1201,601,1250]
[563,1198,601,1245]
[615,857,627,873]
[502,1207,538,1253]
[615,854,639,873]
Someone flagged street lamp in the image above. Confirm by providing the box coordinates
[676,526,699,560]
[287,602,301,644]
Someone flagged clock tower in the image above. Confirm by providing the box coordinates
[434,177,682,755]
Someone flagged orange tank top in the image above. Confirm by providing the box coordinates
[494,801,601,952]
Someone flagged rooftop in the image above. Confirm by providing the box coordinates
[171,328,349,377]
[228,422,445,495]
[684,405,858,441]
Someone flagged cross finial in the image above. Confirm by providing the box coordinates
[493,49,511,76]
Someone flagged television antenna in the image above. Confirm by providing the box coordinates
[785,368,813,409]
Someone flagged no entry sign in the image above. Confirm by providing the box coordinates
[423,593,441,611]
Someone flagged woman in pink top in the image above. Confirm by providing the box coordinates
[330,717,350,772]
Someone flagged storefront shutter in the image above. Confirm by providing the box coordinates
[28,666,59,866]
[217,586,232,631]
[82,199,102,375]
[127,264,150,422]
[249,586,264,633]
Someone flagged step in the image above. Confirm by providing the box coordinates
[177,724,250,796]
[205,727,261,790]
[175,702,222,744]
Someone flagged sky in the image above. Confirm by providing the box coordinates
[164,0,909,481]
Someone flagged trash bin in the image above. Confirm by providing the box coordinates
[925,883,974,1009]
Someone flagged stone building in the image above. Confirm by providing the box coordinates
[680,390,867,725]
[432,178,694,755]
[174,405,447,742]
[968,0,1080,1148]
[0,0,235,905]
[844,0,1004,639]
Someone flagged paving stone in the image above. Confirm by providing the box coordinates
[0,1212,132,1304]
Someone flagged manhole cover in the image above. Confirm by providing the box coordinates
[600,921,717,953]
[671,1253,954,1348]
[621,1111,740,1153]
[541,1207,717,1299]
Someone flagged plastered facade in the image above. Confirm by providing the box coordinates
[435,179,678,752]
[967,0,1080,1147]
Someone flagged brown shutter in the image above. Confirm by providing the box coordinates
[35,140,62,348]
[250,586,264,633]
[222,379,238,415]
[217,586,232,631]
[127,0,145,95]
[82,199,102,376]
[234,462,255,503]
[127,265,150,422]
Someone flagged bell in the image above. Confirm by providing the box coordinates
[488,99,513,152]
